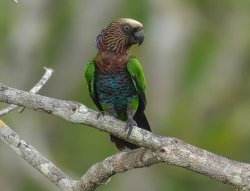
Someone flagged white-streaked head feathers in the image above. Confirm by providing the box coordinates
[120,18,143,28]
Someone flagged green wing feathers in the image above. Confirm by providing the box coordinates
[85,57,96,98]
[127,56,147,108]
[85,57,103,111]
[85,56,147,111]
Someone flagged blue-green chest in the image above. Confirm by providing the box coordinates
[95,70,137,113]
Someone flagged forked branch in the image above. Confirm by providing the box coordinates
[0,83,250,190]
[0,67,53,116]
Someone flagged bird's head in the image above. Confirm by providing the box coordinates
[96,18,144,54]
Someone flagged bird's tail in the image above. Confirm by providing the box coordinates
[110,111,151,150]
[133,110,151,132]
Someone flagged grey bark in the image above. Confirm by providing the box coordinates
[1,83,250,190]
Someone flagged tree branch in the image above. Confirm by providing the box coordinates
[73,148,158,191]
[0,120,75,190]
[0,83,250,190]
[0,67,54,116]
[0,119,156,191]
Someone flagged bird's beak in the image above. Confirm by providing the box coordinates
[129,29,144,46]
[134,29,144,45]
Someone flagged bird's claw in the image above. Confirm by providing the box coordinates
[125,119,137,138]
[97,111,117,119]
[96,111,106,119]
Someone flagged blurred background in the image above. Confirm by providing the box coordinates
[0,0,250,190]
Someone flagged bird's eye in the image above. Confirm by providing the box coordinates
[124,25,130,31]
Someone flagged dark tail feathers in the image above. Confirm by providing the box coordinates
[110,111,151,150]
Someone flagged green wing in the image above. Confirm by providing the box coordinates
[127,56,147,110]
[85,56,103,110]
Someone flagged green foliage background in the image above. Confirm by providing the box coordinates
[0,0,250,190]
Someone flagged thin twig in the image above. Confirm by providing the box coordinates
[0,67,53,117]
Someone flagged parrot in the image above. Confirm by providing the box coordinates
[85,18,151,150]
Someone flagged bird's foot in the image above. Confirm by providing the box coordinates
[96,111,117,119]
[96,111,106,119]
[125,119,137,138]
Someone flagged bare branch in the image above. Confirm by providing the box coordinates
[0,116,155,191]
[75,140,250,191]
[73,149,158,191]
[0,67,53,116]
[0,120,75,191]
[1,84,250,190]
